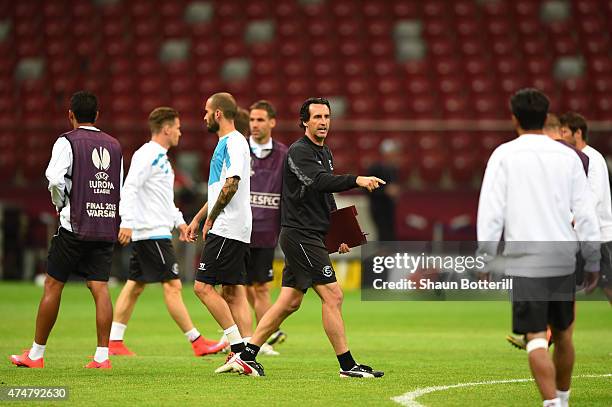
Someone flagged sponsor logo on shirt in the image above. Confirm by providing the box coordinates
[250,192,281,209]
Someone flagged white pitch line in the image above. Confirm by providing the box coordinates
[391,374,612,407]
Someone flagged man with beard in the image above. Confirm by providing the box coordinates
[185,92,253,373]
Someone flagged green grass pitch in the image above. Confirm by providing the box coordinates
[0,282,610,406]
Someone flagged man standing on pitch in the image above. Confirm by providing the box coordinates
[245,100,289,353]
[560,112,612,303]
[224,97,386,377]
[186,93,253,373]
[109,107,224,357]
[478,89,600,407]
[10,91,122,369]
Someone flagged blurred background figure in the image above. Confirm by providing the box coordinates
[367,138,401,241]
[234,107,250,138]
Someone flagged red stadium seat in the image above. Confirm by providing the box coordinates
[350,96,379,119]
[449,151,479,185]
[441,94,471,119]
[343,58,369,76]
[474,94,504,119]
[315,78,343,96]
[454,0,478,17]
[408,94,438,118]
[465,57,491,77]
[285,77,310,96]
[449,132,474,151]
[405,75,432,95]
[460,38,484,57]
[429,37,455,57]
[255,77,282,97]
[392,1,420,18]
[364,1,389,18]
[418,133,443,151]
[346,78,370,96]
[251,58,276,77]
[515,0,539,17]
[418,150,446,185]
[438,76,463,94]
[381,95,407,119]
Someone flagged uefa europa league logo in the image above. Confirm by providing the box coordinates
[92,147,111,171]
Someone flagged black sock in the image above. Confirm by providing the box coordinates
[230,342,246,354]
[240,343,260,361]
[337,350,356,371]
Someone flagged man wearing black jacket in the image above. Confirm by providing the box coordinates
[219,97,385,378]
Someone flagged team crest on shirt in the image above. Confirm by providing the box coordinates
[322,265,333,277]
[172,263,179,275]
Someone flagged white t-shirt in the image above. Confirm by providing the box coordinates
[208,130,252,243]
[119,141,186,241]
[477,134,601,277]
[582,145,612,242]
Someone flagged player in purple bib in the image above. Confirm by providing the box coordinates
[246,101,288,354]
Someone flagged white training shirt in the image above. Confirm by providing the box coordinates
[477,134,601,277]
[582,145,612,242]
[45,126,124,232]
[119,140,186,241]
[207,130,252,243]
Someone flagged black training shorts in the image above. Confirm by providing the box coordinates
[511,276,575,335]
[279,227,337,293]
[195,233,249,286]
[129,239,180,283]
[47,227,114,283]
[246,247,275,285]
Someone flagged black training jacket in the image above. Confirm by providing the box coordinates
[280,136,357,234]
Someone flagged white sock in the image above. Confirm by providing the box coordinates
[543,397,561,407]
[243,336,252,344]
[184,328,201,342]
[109,322,127,341]
[28,342,46,360]
[94,347,109,363]
[556,390,570,407]
[223,324,243,346]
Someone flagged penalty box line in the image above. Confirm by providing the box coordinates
[391,373,612,407]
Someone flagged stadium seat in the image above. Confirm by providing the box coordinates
[449,150,478,186]
[418,150,446,185]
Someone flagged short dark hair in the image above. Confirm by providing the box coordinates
[299,97,331,129]
[559,112,588,142]
[249,100,276,119]
[210,92,237,120]
[70,91,98,123]
[234,107,250,136]
[148,107,179,134]
[509,88,549,131]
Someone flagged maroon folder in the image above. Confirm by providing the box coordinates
[325,205,368,253]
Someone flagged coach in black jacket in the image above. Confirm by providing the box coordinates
[226,97,386,378]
